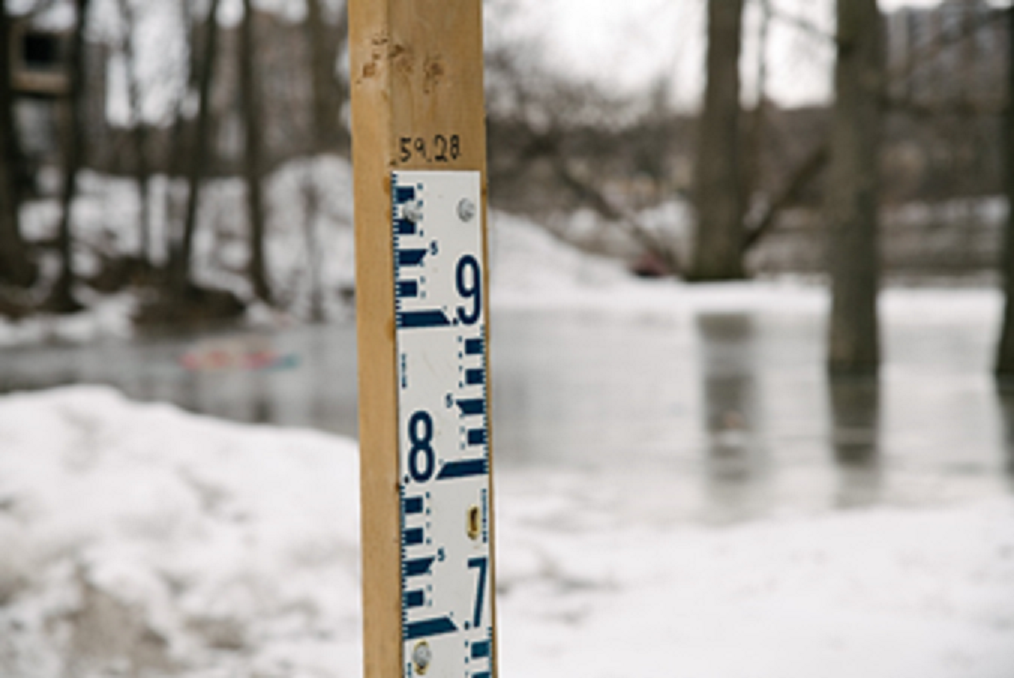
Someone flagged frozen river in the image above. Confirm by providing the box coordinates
[1,289,1012,524]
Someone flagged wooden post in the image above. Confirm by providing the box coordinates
[349,2,495,678]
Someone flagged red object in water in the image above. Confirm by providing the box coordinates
[178,339,299,372]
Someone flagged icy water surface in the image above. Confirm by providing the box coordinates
[1,300,1011,524]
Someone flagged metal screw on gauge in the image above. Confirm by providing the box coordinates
[457,198,476,223]
[412,641,432,674]
[404,201,424,223]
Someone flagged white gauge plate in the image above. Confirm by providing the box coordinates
[392,171,493,678]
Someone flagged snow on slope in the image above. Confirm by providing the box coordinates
[1,155,649,344]
[1,387,1012,678]
[6,153,1004,345]
[488,211,640,306]
[0,387,361,677]
[3,156,359,346]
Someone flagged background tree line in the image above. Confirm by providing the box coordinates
[1,0,1013,378]
[489,0,1014,379]
[0,0,348,323]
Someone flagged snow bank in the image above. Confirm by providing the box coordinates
[0,387,361,677]
[1,387,1012,677]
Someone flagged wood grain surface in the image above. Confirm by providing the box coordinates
[349,2,495,676]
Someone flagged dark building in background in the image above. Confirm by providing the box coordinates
[9,22,69,185]
[882,0,1007,203]
[8,17,107,191]
[887,0,1007,107]
[750,0,1010,279]
[6,8,334,182]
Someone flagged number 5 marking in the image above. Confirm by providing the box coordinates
[467,557,487,628]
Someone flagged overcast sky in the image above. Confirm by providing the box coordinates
[100,0,989,124]
[496,0,978,108]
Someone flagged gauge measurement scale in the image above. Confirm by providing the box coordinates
[392,170,494,678]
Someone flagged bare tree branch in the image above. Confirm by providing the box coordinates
[744,143,828,253]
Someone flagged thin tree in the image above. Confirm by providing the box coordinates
[306,0,348,152]
[173,0,222,294]
[745,0,771,215]
[239,0,271,303]
[115,0,152,270]
[826,0,884,375]
[0,3,36,287]
[161,0,196,268]
[690,0,745,281]
[48,0,92,313]
[995,7,1014,379]
[296,170,327,324]
[302,0,349,320]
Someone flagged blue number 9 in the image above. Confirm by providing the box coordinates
[456,255,481,325]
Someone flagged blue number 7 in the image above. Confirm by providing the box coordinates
[467,557,487,629]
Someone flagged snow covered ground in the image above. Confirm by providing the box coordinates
[0,387,1012,678]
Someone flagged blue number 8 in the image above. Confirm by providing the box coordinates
[408,411,435,482]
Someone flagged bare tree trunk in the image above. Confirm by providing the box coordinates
[301,0,348,318]
[162,0,196,270]
[994,8,1014,379]
[306,0,349,152]
[745,0,771,213]
[239,0,271,303]
[0,4,35,287]
[691,0,745,281]
[48,0,92,313]
[116,0,152,270]
[301,169,325,322]
[744,143,828,252]
[168,0,198,179]
[826,0,884,376]
[173,0,221,294]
